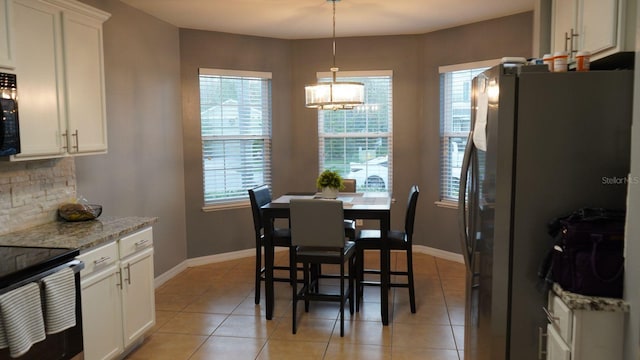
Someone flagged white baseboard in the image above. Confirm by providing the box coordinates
[154,261,188,288]
[154,246,463,288]
[413,245,464,264]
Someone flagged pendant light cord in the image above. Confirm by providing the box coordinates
[331,0,337,82]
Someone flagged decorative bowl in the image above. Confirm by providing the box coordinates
[58,204,103,222]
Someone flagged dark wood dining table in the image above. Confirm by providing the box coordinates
[261,192,392,325]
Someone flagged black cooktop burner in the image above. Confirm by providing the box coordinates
[0,246,79,291]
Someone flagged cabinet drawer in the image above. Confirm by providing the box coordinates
[77,241,118,277]
[548,294,573,344]
[119,227,153,258]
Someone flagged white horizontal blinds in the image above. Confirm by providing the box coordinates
[318,73,392,192]
[199,69,272,205]
[439,65,488,202]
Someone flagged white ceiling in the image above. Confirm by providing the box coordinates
[119,0,536,39]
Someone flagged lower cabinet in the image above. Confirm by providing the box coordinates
[544,291,625,360]
[119,234,155,348]
[77,227,155,360]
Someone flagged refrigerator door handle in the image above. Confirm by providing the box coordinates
[458,129,475,274]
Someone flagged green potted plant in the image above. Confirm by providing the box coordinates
[316,169,344,199]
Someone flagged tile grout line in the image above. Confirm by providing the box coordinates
[435,259,463,360]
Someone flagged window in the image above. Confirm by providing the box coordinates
[439,60,497,204]
[317,71,393,192]
[199,69,272,207]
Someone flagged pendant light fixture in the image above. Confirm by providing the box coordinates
[305,0,364,110]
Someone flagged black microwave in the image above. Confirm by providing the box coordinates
[0,72,20,156]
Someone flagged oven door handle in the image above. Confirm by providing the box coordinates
[0,259,84,296]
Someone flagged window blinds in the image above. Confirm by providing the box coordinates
[439,66,488,202]
[318,73,393,192]
[199,69,272,205]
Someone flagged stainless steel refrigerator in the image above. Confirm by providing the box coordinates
[458,64,632,360]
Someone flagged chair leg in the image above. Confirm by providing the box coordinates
[355,247,364,312]
[292,252,297,334]
[255,243,262,305]
[304,262,310,312]
[407,248,416,313]
[349,255,356,314]
[311,264,319,292]
[289,246,296,286]
[339,257,345,337]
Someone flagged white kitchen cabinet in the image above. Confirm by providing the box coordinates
[544,291,626,360]
[77,242,124,360]
[0,0,14,69]
[11,0,66,157]
[550,0,635,61]
[119,228,155,348]
[546,325,571,360]
[10,0,109,160]
[78,227,155,360]
[551,0,577,55]
[60,6,108,155]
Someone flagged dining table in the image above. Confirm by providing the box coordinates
[261,191,392,325]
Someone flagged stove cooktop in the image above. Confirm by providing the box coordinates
[0,246,79,290]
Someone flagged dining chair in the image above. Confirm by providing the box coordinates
[355,185,420,313]
[342,178,357,240]
[248,185,296,305]
[289,198,356,337]
[342,178,356,192]
[316,178,357,283]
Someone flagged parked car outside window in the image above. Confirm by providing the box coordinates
[347,155,389,190]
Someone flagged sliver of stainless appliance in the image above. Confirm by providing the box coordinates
[0,247,84,360]
[458,64,632,360]
[0,72,20,156]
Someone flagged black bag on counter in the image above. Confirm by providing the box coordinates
[542,208,625,298]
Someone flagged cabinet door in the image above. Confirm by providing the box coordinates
[0,0,13,69]
[62,10,107,154]
[547,325,571,360]
[11,0,65,158]
[81,264,124,360]
[579,0,619,55]
[551,0,578,54]
[120,247,155,348]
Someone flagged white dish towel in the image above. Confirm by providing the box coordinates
[41,267,76,334]
[0,282,46,358]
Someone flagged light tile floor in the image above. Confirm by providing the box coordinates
[125,251,466,360]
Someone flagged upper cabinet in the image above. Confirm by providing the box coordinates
[0,0,14,69]
[9,0,110,160]
[551,0,636,61]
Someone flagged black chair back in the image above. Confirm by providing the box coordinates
[404,185,420,243]
[248,185,272,233]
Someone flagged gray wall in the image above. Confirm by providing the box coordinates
[420,13,532,252]
[179,30,292,258]
[75,0,187,276]
[180,13,532,258]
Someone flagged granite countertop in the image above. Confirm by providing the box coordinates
[0,216,158,251]
[552,283,630,312]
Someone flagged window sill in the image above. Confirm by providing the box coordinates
[434,200,458,210]
[202,200,250,212]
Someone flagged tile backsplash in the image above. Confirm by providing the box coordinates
[0,158,76,236]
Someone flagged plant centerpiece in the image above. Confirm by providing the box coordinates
[316,169,344,199]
